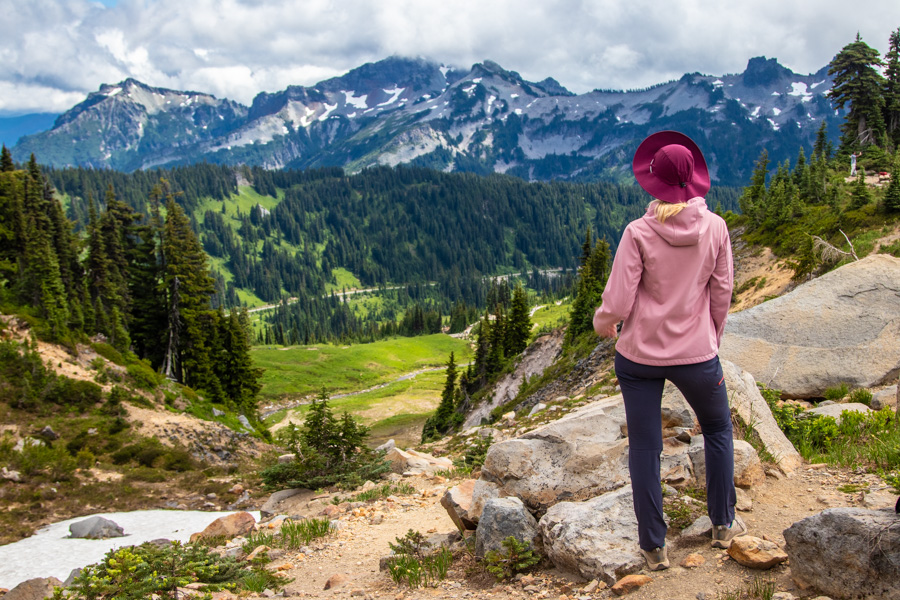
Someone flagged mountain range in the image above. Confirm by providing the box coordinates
[11,56,844,185]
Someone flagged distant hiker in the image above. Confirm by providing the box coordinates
[593,131,744,571]
[850,152,858,176]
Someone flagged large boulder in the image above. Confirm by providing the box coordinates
[783,507,900,600]
[807,402,872,424]
[384,448,452,475]
[441,479,477,531]
[538,486,642,586]
[474,497,541,558]
[3,577,63,600]
[720,254,900,398]
[688,436,765,489]
[719,359,802,473]
[476,395,633,516]
[189,511,256,542]
[69,516,124,539]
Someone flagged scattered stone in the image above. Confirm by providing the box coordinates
[3,577,64,600]
[539,486,642,586]
[726,536,788,569]
[720,255,900,398]
[38,425,58,441]
[276,454,293,464]
[260,488,315,519]
[784,507,900,600]
[680,516,712,540]
[245,545,270,562]
[680,553,706,568]
[238,414,252,430]
[229,483,244,494]
[475,496,541,558]
[871,385,897,411]
[735,487,753,511]
[610,574,652,596]
[324,573,348,590]
[69,516,124,539]
[375,439,395,453]
[807,403,872,424]
[529,403,547,416]
[384,448,452,475]
[441,479,477,531]
[1,466,22,482]
[190,511,256,542]
[772,593,796,600]
[212,407,225,417]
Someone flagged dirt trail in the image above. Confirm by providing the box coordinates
[258,464,893,600]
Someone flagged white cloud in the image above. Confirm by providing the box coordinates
[0,0,898,114]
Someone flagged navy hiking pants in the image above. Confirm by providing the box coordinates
[614,352,736,551]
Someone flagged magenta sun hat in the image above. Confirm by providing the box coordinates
[632,131,711,203]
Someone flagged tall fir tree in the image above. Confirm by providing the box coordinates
[827,33,887,151]
[504,283,531,357]
[421,351,458,442]
[884,28,900,148]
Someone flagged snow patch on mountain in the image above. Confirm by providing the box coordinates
[343,91,368,110]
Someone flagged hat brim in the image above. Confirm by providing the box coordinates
[632,131,711,203]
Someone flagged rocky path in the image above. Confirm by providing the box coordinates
[244,464,894,600]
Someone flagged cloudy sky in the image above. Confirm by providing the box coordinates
[1,0,898,115]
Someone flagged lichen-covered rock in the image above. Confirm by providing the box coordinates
[475,497,541,558]
[783,507,900,600]
[538,486,642,586]
[69,516,124,539]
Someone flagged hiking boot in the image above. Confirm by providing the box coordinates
[640,545,670,571]
[711,515,748,548]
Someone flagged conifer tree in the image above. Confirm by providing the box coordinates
[827,33,887,150]
[504,283,531,357]
[740,151,770,226]
[882,157,900,213]
[0,145,13,172]
[849,172,872,209]
[421,352,458,442]
[884,28,900,147]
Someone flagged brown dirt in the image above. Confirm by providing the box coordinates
[251,464,893,600]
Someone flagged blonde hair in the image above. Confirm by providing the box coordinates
[651,199,689,225]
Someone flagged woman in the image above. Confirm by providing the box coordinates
[592,131,745,571]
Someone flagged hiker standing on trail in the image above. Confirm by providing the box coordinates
[592,131,745,571]
[850,152,858,176]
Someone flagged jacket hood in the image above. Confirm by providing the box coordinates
[642,197,709,247]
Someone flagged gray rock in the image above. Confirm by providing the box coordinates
[440,479,477,531]
[539,485,642,586]
[470,479,501,522]
[475,497,541,558]
[69,516,125,539]
[276,453,294,464]
[807,403,872,424]
[374,439,395,453]
[783,507,900,600]
[238,414,252,430]
[689,436,765,489]
[3,577,64,600]
[735,487,753,511]
[212,407,225,417]
[720,359,803,473]
[260,488,315,519]
[1,466,22,482]
[871,385,898,411]
[720,254,900,398]
[681,515,713,540]
[38,426,59,441]
[529,403,547,416]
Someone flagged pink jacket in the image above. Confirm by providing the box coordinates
[592,197,733,366]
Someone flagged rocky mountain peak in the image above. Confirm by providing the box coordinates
[742,56,795,87]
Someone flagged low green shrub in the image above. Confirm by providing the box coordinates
[126,361,163,390]
[483,536,541,581]
[824,383,849,401]
[90,342,126,366]
[50,540,279,599]
[848,388,873,406]
[279,518,334,549]
[386,530,453,588]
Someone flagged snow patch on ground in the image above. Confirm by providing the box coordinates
[378,87,404,106]
[789,82,812,102]
[772,107,782,116]
[318,103,337,121]
[768,118,780,131]
[343,91,368,110]
[0,510,260,589]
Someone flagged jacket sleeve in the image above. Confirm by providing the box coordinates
[593,225,644,337]
[708,225,734,347]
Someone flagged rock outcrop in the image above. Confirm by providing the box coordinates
[720,254,900,398]
[538,486,642,586]
[474,497,541,558]
[2,577,64,600]
[190,511,256,542]
[783,507,900,600]
[463,330,563,428]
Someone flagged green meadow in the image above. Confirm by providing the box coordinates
[252,334,473,401]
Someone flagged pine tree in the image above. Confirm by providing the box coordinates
[739,151,769,227]
[882,157,900,213]
[0,145,13,172]
[827,33,887,151]
[884,28,900,148]
[421,352,458,442]
[504,284,531,357]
